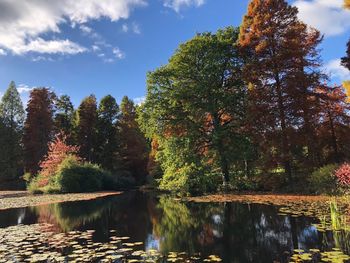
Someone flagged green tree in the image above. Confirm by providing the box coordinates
[75,95,98,162]
[139,27,247,188]
[0,81,25,182]
[342,41,350,71]
[54,95,74,139]
[119,96,148,182]
[23,88,55,175]
[96,95,120,171]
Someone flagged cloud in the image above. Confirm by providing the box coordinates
[79,24,93,34]
[122,22,141,34]
[324,59,350,81]
[0,0,147,55]
[112,47,125,59]
[122,24,129,32]
[293,0,350,36]
[0,48,6,55]
[163,0,205,12]
[17,84,35,94]
[14,38,87,55]
[133,96,145,105]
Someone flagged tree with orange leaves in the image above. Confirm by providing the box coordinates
[239,0,325,181]
[23,88,55,175]
[316,85,350,163]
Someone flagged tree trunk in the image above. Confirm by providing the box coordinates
[275,75,292,183]
[212,113,230,185]
[328,109,340,163]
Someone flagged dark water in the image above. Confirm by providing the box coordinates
[0,191,348,262]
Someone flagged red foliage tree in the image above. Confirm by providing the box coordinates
[23,88,55,175]
[239,0,325,181]
[39,132,80,184]
[335,163,350,186]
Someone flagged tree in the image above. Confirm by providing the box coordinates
[239,0,325,182]
[316,85,350,163]
[96,95,120,171]
[75,95,98,162]
[344,81,350,102]
[119,96,148,182]
[54,95,74,140]
[38,132,80,186]
[24,88,55,175]
[140,27,247,187]
[343,1,350,70]
[345,0,350,9]
[342,40,350,71]
[0,81,25,182]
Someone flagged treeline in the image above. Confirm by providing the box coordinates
[138,0,350,194]
[0,82,148,189]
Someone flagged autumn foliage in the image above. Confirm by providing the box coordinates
[23,88,55,175]
[335,163,350,186]
[38,132,80,186]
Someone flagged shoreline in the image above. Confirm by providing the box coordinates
[0,191,121,210]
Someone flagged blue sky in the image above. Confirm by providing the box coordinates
[0,0,349,107]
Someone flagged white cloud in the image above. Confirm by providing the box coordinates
[163,0,205,12]
[133,96,145,105]
[325,59,350,81]
[31,56,55,62]
[14,38,87,55]
[0,0,147,55]
[112,47,125,59]
[17,84,35,94]
[92,45,100,52]
[122,22,141,34]
[293,0,350,36]
[103,58,115,63]
[0,48,6,55]
[122,24,129,32]
[79,24,93,34]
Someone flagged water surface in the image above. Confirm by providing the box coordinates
[0,191,349,262]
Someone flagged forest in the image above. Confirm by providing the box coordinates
[1,0,350,196]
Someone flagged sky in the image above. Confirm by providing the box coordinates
[0,0,350,107]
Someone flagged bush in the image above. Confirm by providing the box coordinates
[335,163,350,187]
[56,156,105,193]
[159,163,220,196]
[308,164,338,194]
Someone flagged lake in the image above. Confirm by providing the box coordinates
[0,191,349,262]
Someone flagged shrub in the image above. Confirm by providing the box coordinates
[335,163,350,187]
[159,162,220,196]
[308,164,338,194]
[56,156,104,193]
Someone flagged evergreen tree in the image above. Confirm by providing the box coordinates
[96,95,120,171]
[23,88,55,175]
[119,96,148,182]
[54,95,74,140]
[76,95,98,162]
[342,40,350,71]
[0,81,25,182]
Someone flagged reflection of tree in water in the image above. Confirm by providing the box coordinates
[32,197,115,232]
[3,193,350,263]
[0,207,38,228]
[153,199,321,263]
